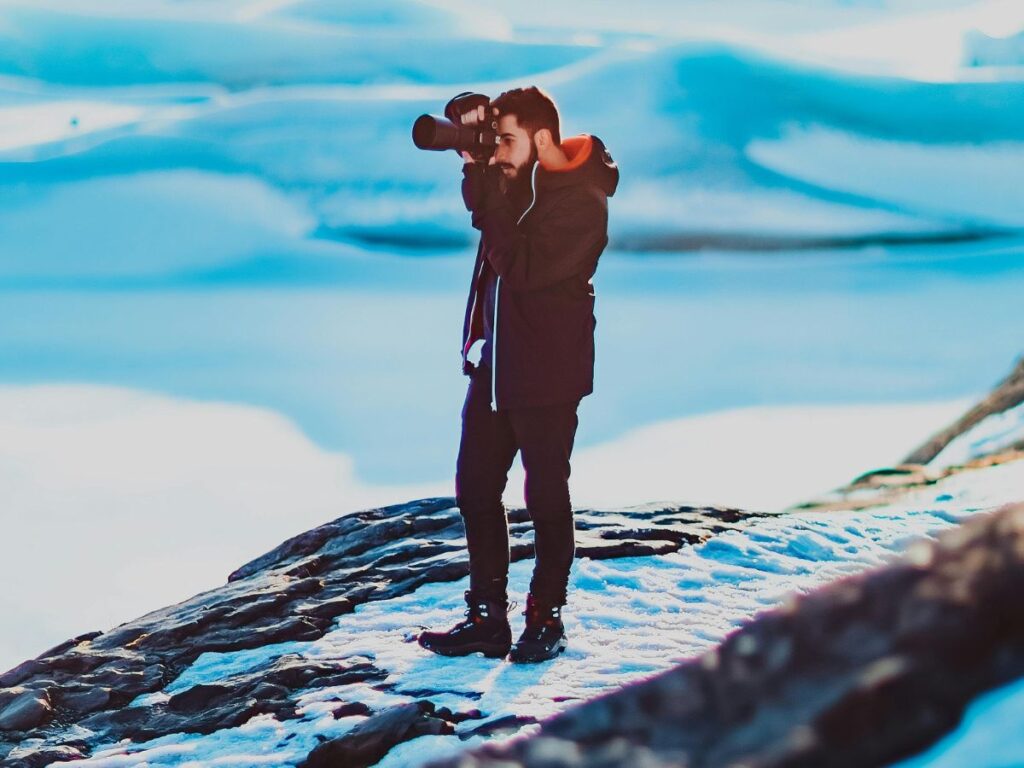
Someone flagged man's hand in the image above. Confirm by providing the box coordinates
[461,151,498,166]
[459,106,499,166]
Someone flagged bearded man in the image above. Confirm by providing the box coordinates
[418,86,618,663]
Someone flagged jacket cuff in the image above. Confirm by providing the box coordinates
[463,163,506,223]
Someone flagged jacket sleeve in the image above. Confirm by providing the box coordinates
[462,164,608,292]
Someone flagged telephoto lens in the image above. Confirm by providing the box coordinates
[412,91,497,160]
[412,114,498,159]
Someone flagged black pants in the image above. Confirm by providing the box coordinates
[456,364,580,607]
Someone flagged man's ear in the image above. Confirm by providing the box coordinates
[533,128,553,152]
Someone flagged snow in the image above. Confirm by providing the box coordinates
[931,400,1024,468]
[2,1,1022,260]
[612,180,950,240]
[775,0,1024,80]
[0,100,147,153]
[965,28,1024,68]
[0,5,578,89]
[0,171,317,279]
[69,457,1024,767]
[562,400,976,510]
[483,0,1021,80]
[746,125,1024,230]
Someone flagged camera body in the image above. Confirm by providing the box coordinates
[412,92,497,162]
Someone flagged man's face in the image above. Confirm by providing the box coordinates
[493,114,536,181]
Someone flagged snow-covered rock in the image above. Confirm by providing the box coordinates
[426,498,1024,768]
[1,449,1023,766]
[0,498,763,765]
[908,355,1024,468]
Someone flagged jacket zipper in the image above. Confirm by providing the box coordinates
[492,160,539,411]
[463,252,487,371]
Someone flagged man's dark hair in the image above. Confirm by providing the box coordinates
[491,86,561,146]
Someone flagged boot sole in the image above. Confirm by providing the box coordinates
[509,638,567,664]
[419,639,511,659]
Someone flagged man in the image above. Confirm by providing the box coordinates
[418,86,618,663]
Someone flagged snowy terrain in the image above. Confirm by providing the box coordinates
[36,457,1024,768]
[3,390,1024,765]
[0,385,971,674]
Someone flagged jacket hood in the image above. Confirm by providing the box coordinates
[537,134,618,197]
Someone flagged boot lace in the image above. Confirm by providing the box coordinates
[522,599,562,630]
[462,591,508,626]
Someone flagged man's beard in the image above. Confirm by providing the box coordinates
[498,145,538,206]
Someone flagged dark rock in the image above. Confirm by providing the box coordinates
[79,693,267,742]
[78,652,388,743]
[295,596,354,619]
[300,700,455,768]
[443,707,485,724]
[376,682,483,701]
[460,714,540,740]
[0,690,24,713]
[332,701,372,719]
[82,661,165,696]
[59,686,111,715]
[0,689,52,732]
[35,631,104,662]
[0,743,86,767]
[0,661,46,689]
[167,682,236,714]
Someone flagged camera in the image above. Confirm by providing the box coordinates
[412,92,497,162]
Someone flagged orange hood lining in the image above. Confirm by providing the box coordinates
[539,134,592,172]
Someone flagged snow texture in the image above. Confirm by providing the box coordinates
[931,400,1024,468]
[61,458,1024,768]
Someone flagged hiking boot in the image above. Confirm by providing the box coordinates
[417,589,512,658]
[509,592,567,663]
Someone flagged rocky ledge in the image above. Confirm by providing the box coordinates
[799,355,1024,513]
[0,501,759,766]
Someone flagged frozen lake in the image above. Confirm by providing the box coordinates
[1,239,1021,486]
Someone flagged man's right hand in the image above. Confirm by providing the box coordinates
[460,104,487,127]
[459,106,499,165]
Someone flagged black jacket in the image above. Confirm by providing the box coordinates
[459,134,619,410]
